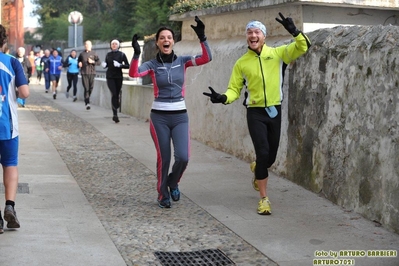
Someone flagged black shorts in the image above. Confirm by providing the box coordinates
[50,74,60,82]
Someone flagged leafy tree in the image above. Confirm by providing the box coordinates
[133,0,180,37]
[32,0,85,43]
[23,31,36,46]
[31,0,242,43]
[107,0,137,41]
[37,13,69,43]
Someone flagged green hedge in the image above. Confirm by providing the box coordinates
[171,0,244,14]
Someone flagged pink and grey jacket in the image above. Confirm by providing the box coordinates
[129,41,212,111]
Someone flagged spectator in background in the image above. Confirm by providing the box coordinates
[34,50,44,84]
[41,49,51,93]
[28,50,35,78]
[56,47,63,60]
[78,40,100,110]
[101,39,129,123]
[15,47,31,107]
[63,49,79,102]
[0,24,29,233]
[48,49,63,99]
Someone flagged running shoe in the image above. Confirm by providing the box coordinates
[4,205,20,228]
[86,104,91,110]
[158,198,171,208]
[170,187,180,202]
[112,116,120,123]
[73,96,77,102]
[53,93,56,99]
[250,161,259,191]
[257,197,272,215]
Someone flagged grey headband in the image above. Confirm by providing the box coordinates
[246,20,266,36]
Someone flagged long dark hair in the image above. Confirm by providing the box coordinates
[156,26,175,41]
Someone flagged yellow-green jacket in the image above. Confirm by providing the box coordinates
[224,33,311,107]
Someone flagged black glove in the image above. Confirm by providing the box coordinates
[203,87,227,104]
[190,16,206,42]
[131,34,141,56]
[275,12,300,37]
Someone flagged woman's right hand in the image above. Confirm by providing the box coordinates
[131,34,141,56]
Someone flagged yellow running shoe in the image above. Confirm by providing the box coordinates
[250,161,259,191]
[257,197,272,215]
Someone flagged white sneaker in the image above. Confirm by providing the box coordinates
[86,104,90,110]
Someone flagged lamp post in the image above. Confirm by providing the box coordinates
[68,11,83,48]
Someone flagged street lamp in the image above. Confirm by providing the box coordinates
[68,11,83,48]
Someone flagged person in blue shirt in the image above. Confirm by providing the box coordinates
[49,49,63,99]
[0,24,29,233]
[63,49,79,101]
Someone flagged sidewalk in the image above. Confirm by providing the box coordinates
[1,83,398,266]
[0,88,126,265]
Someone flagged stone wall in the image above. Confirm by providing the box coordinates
[285,25,399,233]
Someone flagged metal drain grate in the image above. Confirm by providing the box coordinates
[154,249,235,266]
[0,183,29,194]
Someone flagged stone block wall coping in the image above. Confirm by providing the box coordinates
[170,0,399,22]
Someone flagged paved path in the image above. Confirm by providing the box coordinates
[1,84,398,266]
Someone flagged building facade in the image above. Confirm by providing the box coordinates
[1,0,24,53]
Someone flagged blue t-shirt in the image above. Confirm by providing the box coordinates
[0,52,28,140]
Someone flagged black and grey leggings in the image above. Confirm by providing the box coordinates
[150,110,190,201]
[247,106,282,180]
